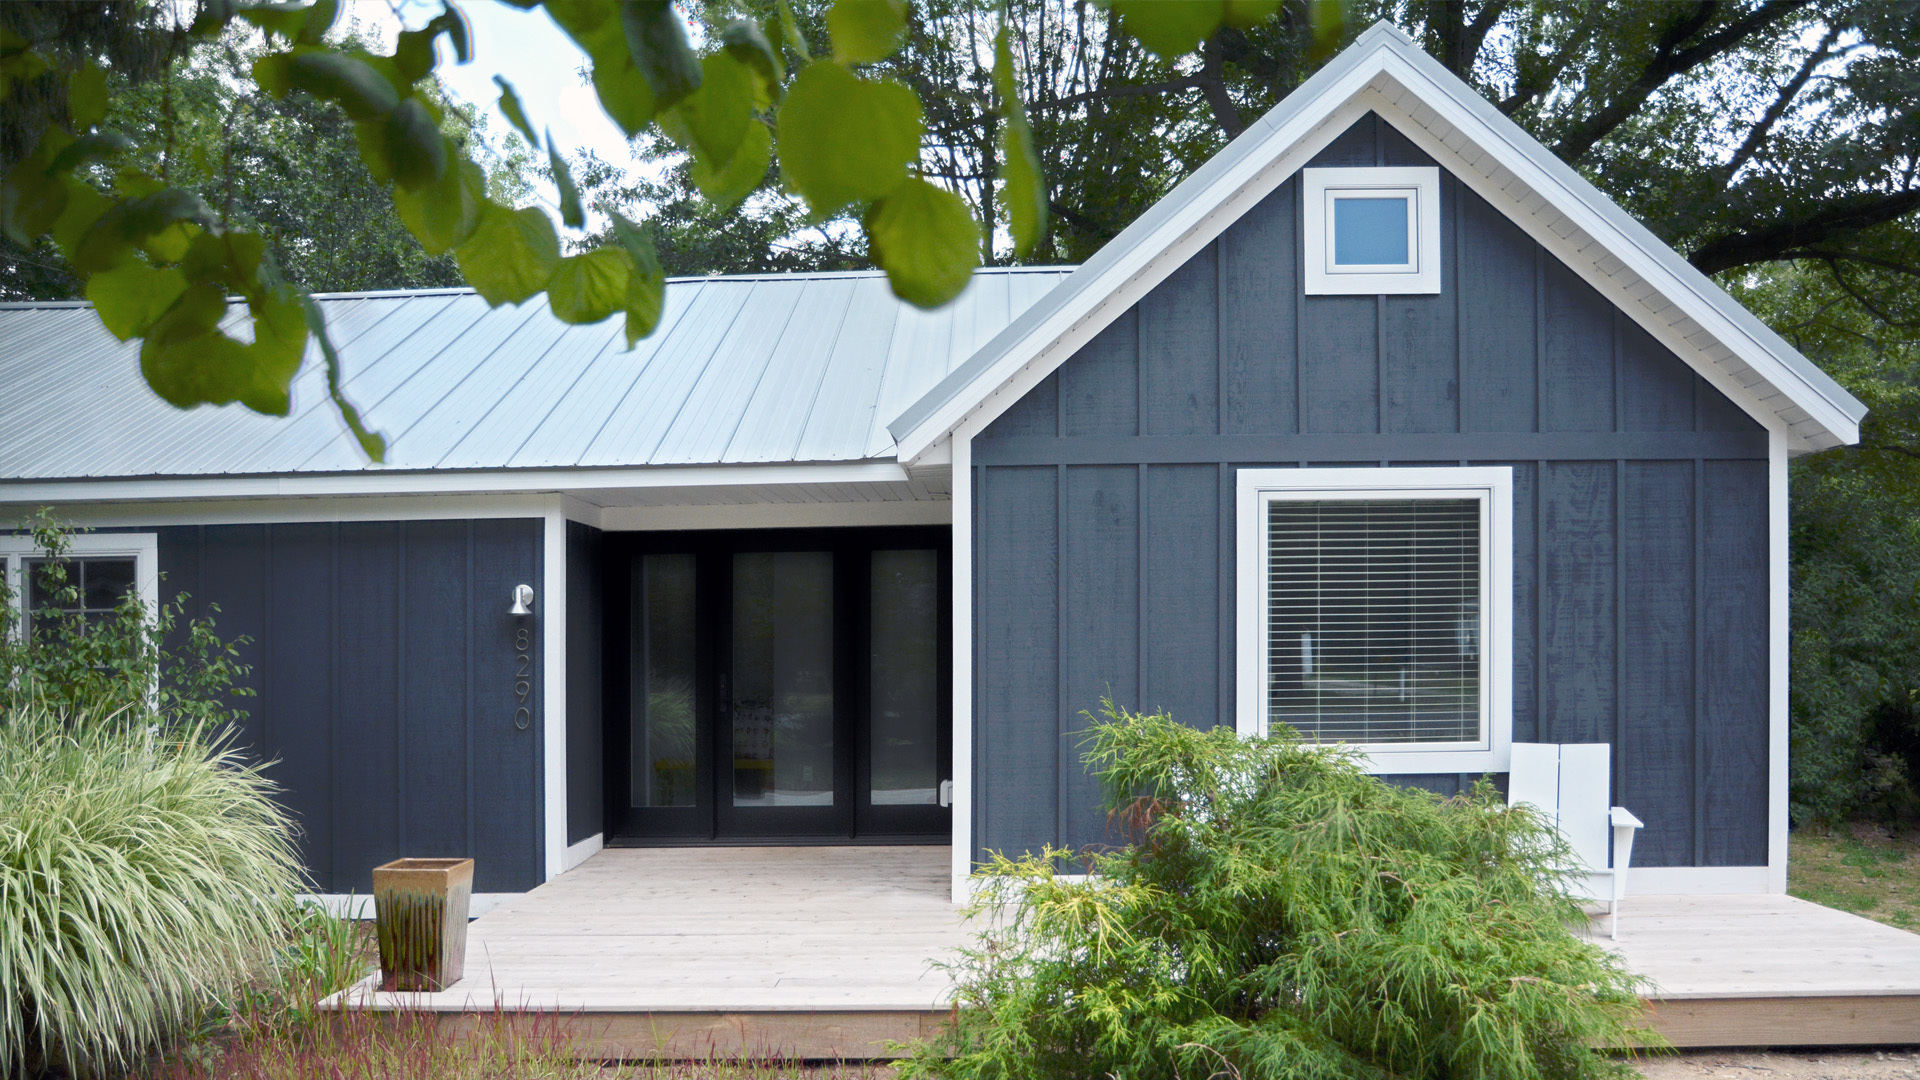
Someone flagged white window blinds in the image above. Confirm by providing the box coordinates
[1265,497,1482,746]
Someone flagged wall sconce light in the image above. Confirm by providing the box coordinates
[510,584,534,616]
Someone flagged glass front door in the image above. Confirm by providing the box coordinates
[608,529,949,842]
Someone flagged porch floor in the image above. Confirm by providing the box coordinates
[330,846,1920,1055]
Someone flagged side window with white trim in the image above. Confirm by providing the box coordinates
[2,534,160,641]
[1303,166,1441,295]
[1236,468,1511,774]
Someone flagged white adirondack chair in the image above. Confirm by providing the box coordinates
[1507,743,1644,940]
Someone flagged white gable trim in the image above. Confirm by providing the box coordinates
[889,22,1864,462]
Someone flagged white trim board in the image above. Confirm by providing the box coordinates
[948,427,975,904]
[541,509,568,882]
[9,494,559,528]
[887,22,1864,462]
[561,832,604,874]
[1768,428,1789,893]
[593,499,950,532]
[0,461,917,506]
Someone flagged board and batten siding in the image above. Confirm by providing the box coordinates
[971,112,1769,870]
[158,518,545,893]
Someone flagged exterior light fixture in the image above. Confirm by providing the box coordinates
[510,584,534,616]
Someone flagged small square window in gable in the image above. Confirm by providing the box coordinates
[1304,167,1441,295]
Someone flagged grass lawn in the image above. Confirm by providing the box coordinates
[1788,823,1920,932]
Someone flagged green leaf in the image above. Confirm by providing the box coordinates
[255,49,400,120]
[993,29,1044,258]
[72,189,215,274]
[690,121,771,211]
[611,212,665,344]
[304,295,385,460]
[548,137,585,229]
[46,131,135,175]
[777,61,923,217]
[138,282,308,415]
[383,99,448,190]
[68,61,109,129]
[455,202,560,306]
[827,0,907,64]
[298,0,341,44]
[1110,0,1222,59]
[866,176,980,308]
[548,247,633,324]
[668,51,754,168]
[620,0,701,111]
[86,260,190,340]
[393,158,484,254]
[1222,0,1280,29]
[775,0,813,63]
[1,155,68,244]
[238,283,310,414]
[574,17,657,136]
[721,19,783,99]
[494,76,539,148]
[48,179,110,255]
[237,2,317,43]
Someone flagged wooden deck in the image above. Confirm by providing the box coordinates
[331,846,1920,1056]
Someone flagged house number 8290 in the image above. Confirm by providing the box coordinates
[513,625,532,730]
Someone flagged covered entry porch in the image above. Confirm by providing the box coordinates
[331,846,1920,1057]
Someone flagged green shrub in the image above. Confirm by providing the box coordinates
[0,700,306,1076]
[901,703,1652,1080]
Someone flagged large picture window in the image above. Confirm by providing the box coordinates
[1236,468,1511,773]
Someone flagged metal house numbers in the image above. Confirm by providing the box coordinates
[513,624,533,730]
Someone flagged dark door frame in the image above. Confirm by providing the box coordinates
[602,527,951,845]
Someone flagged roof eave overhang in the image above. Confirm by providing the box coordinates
[888,21,1866,463]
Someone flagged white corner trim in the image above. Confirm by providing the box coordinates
[949,427,975,905]
[1303,166,1441,294]
[561,832,603,874]
[1768,429,1789,894]
[296,893,518,920]
[1234,466,1514,775]
[541,510,568,883]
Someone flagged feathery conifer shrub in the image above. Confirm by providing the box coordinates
[901,703,1653,1079]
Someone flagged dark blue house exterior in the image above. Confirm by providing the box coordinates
[0,24,1864,907]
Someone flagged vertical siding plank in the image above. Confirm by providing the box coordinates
[983,369,1060,438]
[1139,250,1218,436]
[1221,183,1298,435]
[565,522,605,846]
[1457,191,1536,431]
[471,519,544,891]
[401,521,469,869]
[1542,260,1616,432]
[332,522,401,893]
[1502,461,1539,742]
[1301,294,1378,432]
[1622,461,1695,866]
[977,466,1059,862]
[1308,111,1377,166]
[263,523,334,887]
[1060,311,1138,437]
[1061,465,1137,850]
[1144,464,1220,726]
[1620,319,1695,431]
[1540,463,1616,743]
[1701,460,1769,866]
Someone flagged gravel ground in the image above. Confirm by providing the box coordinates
[1633,1048,1920,1078]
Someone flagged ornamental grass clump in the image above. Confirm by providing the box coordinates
[901,703,1653,1080]
[0,700,305,1076]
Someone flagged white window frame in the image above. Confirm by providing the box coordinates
[1235,467,1511,774]
[2,532,161,636]
[1303,166,1442,295]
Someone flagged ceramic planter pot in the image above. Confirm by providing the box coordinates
[371,857,473,992]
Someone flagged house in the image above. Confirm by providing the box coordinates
[0,23,1865,911]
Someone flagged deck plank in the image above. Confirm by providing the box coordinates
[329,846,1920,1053]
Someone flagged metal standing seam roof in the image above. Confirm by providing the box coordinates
[0,267,1073,482]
